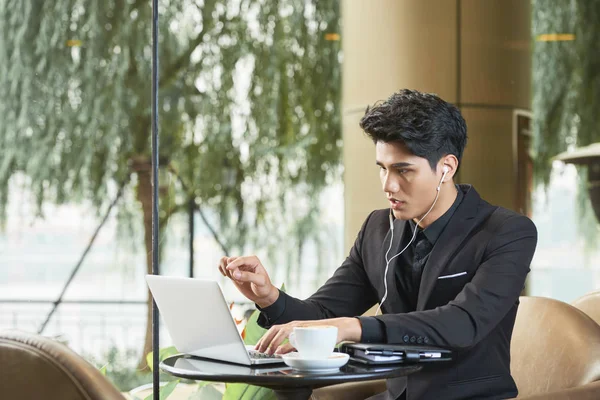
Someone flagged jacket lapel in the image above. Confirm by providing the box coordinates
[416,186,489,310]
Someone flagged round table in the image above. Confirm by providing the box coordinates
[160,354,422,400]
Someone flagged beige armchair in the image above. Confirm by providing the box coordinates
[510,296,600,398]
[572,289,600,326]
[314,297,600,400]
[0,330,125,400]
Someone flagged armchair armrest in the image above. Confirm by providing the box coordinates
[513,380,600,400]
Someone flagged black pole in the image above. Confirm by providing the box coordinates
[189,199,195,278]
[151,0,160,398]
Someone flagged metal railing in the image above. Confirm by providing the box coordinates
[0,298,255,363]
[0,299,147,361]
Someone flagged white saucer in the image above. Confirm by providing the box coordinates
[281,352,350,372]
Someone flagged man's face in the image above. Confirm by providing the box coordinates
[376,141,441,221]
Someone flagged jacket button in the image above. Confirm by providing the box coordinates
[403,335,410,343]
[410,336,416,343]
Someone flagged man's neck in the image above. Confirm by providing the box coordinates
[413,184,459,229]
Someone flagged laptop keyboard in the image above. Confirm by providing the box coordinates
[248,349,282,359]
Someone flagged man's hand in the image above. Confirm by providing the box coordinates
[218,255,279,308]
[254,317,363,355]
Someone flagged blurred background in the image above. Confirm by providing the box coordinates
[1,0,599,393]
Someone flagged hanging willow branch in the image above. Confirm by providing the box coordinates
[531,0,600,185]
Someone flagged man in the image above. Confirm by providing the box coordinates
[218,89,537,400]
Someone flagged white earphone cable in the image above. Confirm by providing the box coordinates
[375,168,448,316]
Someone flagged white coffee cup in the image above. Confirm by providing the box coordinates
[289,325,338,359]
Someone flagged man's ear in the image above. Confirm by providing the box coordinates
[440,155,459,181]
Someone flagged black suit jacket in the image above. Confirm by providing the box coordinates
[261,185,537,400]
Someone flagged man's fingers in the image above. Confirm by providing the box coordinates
[218,257,229,277]
[224,256,269,286]
[226,256,238,264]
[266,329,290,355]
[219,257,236,280]
[256,326,279,353]
[231,269,266,286]
[275,342,295,355]
[226,256,258,273]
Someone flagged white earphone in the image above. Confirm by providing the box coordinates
[438,165,449,191]
[376,165,449,316]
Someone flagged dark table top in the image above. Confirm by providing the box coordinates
[160,354,422,390]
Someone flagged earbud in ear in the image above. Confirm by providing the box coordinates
[437,166,450,192]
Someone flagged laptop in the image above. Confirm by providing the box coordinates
[167,355,290,376]
[145,275,284,365]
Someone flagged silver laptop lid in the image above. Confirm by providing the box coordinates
[145,275,252,365]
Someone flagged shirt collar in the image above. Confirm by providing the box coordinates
[410,185,464,245]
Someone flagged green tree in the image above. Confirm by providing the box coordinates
[531,0,600,182]
[531,0,600,244]
[0,0,341,368]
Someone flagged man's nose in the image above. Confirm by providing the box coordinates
[383,173,399,194]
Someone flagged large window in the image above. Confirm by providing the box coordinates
[0,0,342,392]
[528,0,600,301]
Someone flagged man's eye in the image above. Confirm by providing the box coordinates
[397,169,408,174]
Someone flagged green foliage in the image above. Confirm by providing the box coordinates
[188,382,225,400]
[146,346,180,372]
[142,380,180,400]
[242,307,269,347]
[89,345,188,393]
[222,385,277,400]
[532,0,600,185]
[0,0,342,257]
[532,0,600,245]
[88,347,153,392]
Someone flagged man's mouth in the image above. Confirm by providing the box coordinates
[388,198,405,209]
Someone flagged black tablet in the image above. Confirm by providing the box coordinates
[340,343,453,365]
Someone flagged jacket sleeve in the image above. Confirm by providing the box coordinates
[370,214,537,350]
[257,211,380,329]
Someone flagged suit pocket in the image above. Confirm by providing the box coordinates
[437,271,467,280]
[428,273,471,308]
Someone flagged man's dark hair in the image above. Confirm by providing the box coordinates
[359,89,467,171]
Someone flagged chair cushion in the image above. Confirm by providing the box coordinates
[511,297,600,397]
[572,290,600,326]
[0,330,125,400]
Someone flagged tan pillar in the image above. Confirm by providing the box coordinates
[458,0,531,211]
[341,0,530,251]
